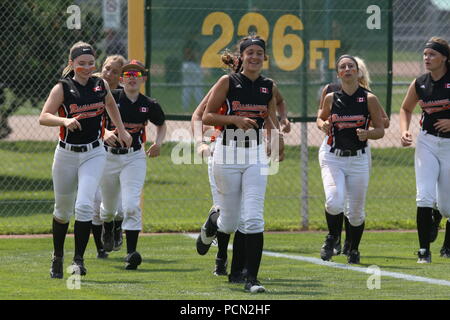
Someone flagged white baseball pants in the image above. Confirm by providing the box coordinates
[100,149,146,231]
[52,142,106,223]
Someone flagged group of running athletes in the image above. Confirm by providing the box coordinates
[39,34,450,293]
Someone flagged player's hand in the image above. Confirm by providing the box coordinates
[321,120,331,134]
[64,116,81,132]
[146,143,161,158]
[117,129,132,148]
[401,131,413,147]
[434,119,450,133]
[234,116,258,131]
[356,128,368,141]
[280,118,291,134]
[196,142,211,159]
[103,129,119,146]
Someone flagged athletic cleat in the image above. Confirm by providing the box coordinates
[244,278,266,293]
[213,257,228,276]
[417,249,431,264]
[333,237,342,255]
[440,246,450,258]
[50,256,64,279]
[71,256,87,276]
[347,249,360,264]
[342,239,351,256]
[196,206,219,255]
[430,210,442,243]
[101,224,114,252]
[113,225,123,251]
[97,249,109,259]
[320,234,337,261]
[228,272,246,284]
[125,251,142,270]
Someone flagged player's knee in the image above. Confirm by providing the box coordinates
[53,214,70,224]
[325,202,344,216]
[75,203,94,221]
[348,214,365,227]
[437,206,450,219]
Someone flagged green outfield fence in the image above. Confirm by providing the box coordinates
[0,0,449,234]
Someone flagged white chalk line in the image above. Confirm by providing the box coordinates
[185,233,450,287]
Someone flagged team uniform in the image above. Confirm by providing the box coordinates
[414,69,450,261]
[51,75,108,276]
[100,88,165,269]
[211,73,272,290]
[319,86,371,264]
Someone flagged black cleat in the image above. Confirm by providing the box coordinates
[71,256,87,276]
[50,256,64,279]
[333,237,342,255]
[342,239,351,256]
[440,246,450,258]
[347,249,360,264]
[417,249,431,264]
[430,210,442,243]
[97,249,109,259]
[244,278,265,293]
[213,257,228,276]
[113,225,123,251]
[196,206,219,255]
[320,235,337,261]
[125,251,142,270]
[102,223,114,252]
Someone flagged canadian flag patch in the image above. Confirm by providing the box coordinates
[357,97,365,103]
[260,87,268,94]
[445,83,450,89]
[140,107,148,112]
[93,86,102,92]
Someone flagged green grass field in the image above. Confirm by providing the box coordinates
[1,231,450,301]
[0,142,419,234]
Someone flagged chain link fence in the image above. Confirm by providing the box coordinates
[0,0,449,234]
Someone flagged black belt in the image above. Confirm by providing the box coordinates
[222,139,261,148]
[426,130,450,138]
[59,140,100,152]
[104,144,142,154]
[330,147,366,157]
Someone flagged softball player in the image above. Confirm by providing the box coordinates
[193,87,290,279]
[39,41,132,278]
[91,55,127,259]
[317,54,385,264]
[400,37,450,263]
[100,59,166,270]
[196,35,283,293]
[317,56,389,257]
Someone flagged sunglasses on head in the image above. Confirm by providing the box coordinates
[122,71,143,78]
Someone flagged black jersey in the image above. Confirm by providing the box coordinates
[222,73,273,145]
[106,89,165,149]
[58,76,107,144]
[415,69,450,137]
[327,86,370,151]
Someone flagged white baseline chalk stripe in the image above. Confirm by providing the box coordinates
[186,233,450,287]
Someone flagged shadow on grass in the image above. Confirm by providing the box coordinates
[0,175,53,191]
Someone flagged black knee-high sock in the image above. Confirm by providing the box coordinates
[216,231,230,260]
[417,207,433,250]
[125,230,140,254]
[344,216,351,244]
[91,223,103,251]
[443,220,450,248]
[325,210,341,238]
[74,220,92,259]
[349,222,365,251]
[336,212,344,240]
[230,230,246,276]
[104,221,114,233]
[245,232,264,281]
[52,218,69,258]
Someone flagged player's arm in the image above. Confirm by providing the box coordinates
[276,90,291,133]
[39,83,81,131]
[104,81,132,148]
[317,92,333,134]
[191,88,213,144]
[399,80,418,147]
[357,93,385,141]
[316,85,330,132]
[265,84,284,161]
[147,122,167,158]
[203,75,257,130]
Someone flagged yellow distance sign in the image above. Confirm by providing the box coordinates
[200,11,341,72]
